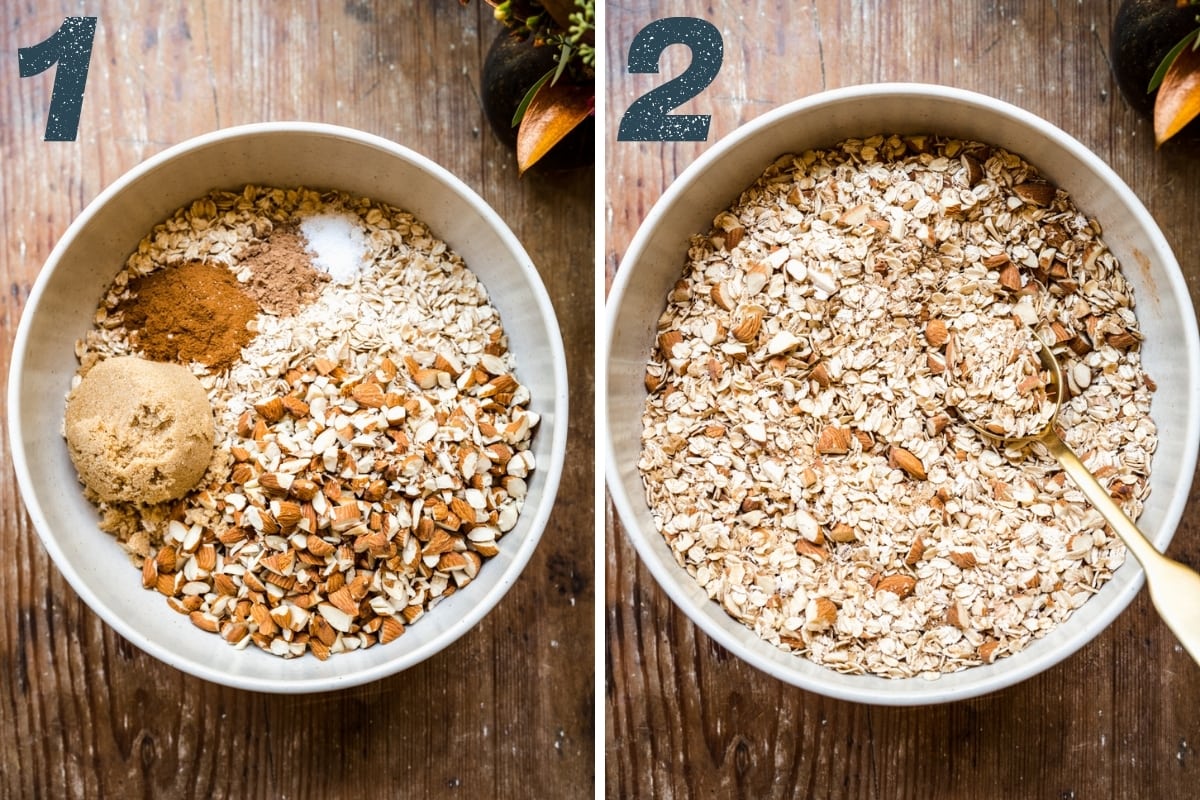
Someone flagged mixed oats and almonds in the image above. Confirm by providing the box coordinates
[75,186,537,660]
[947,315,1059,441]
[638,134,1157,678]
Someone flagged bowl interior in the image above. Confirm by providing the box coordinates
[10,123,567,692]
[606,84,1200,704]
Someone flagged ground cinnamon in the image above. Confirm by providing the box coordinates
[119,260,258,371]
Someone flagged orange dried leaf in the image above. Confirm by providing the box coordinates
[1155,39,1200,145]
[516,78,592,173]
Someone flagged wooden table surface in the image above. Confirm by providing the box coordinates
[0,3,594,799]
[606,2,1200,798]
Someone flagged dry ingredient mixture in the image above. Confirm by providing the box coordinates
[72,185,538,660]
[947,316,1058,441]
[638,135,1157,678]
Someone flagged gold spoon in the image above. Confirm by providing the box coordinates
[958,331,1200,665]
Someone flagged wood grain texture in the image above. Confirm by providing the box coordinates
[1,3,594,798]
[606,2,1200,798]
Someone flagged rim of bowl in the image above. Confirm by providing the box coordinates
[9,121,569,692]
[605,82,1200,704]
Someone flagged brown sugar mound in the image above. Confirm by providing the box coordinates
[119,260,258,371]
[64,356,215,504]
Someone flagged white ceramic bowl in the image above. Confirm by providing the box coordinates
[10,122,568,693]
[605,83,1200,704]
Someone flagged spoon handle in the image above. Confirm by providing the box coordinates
[1042,431,1200,666]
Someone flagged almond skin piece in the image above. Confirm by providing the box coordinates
[795,539,828,562]
[731,306,765,343]
[998,261,1022,291]
[379,616,405,644]
[281,394,310,417]
[946,600,969,629]
[351,382,386,408]
[927,413,951,436]
[949,550,978,569]
[275,501,302,529]
[141,556,157,589]
[1049,321,1073,344]
[809,361,832,387]
[1106,330,1138,349]
[904,536,926,565]
[961,153,984,186]
[874,574,917,599]
[259,472,289,495]
[711,281,736,311]
[721,230,744,250]
[816,425,852,455]
[290,478,320,501]
[658,330,683,358]
[1015,374,1044,396]
[828,522,857,543]
[925,318,949,347]
[990,478,1015,502]
[889,446,927,480]
[809,597,838,628]
[1013,181,1056,207]
[230,462,254,485]
[744,262,770,295]
[254,396,285,423]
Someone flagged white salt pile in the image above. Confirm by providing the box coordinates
[299,211,369,284]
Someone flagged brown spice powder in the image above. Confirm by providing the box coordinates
[239,225,328,315]
[119,261,258,371]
